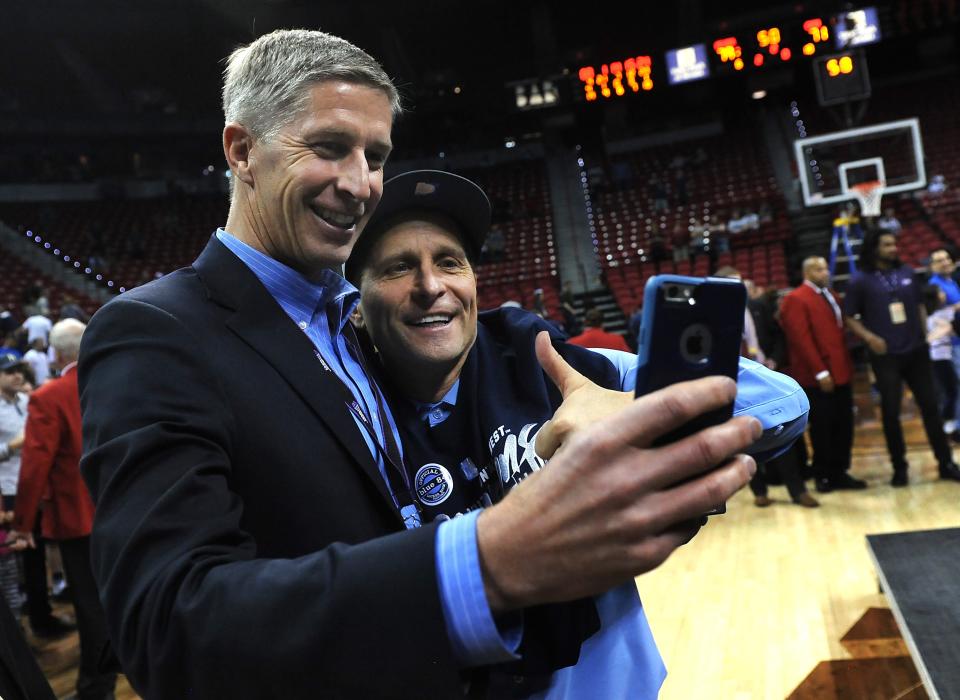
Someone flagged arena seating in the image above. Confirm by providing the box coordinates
[908,84,960,251]
[593,130,791,314]
[460,161,561,318]
[0,251,99,320]
[0,161,563,322]
[0,195,228,292]
[2,85,956,327]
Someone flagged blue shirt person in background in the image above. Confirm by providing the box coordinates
[347,170,807,698]
[927,247,960,430]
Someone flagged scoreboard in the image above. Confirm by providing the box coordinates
[813,50,871,105]
[572,6,881,104]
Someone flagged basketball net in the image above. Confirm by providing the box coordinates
[849,180,885,217]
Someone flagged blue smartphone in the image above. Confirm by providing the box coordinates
[635,275,746,513]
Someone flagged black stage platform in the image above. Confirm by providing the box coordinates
[867,527,960,700]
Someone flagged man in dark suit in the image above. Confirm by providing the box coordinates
[9,319,116,700]
[79,30,759,699]
[779,257,866,492]
[0,598,55,700]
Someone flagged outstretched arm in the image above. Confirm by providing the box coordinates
[479,372,759,612]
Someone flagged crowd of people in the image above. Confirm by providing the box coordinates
[0,26,954,700]
[0,29,806,699]
[723,231,960,507]
[1,309,114,700]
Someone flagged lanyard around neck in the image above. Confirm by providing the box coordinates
[316,323,420,521]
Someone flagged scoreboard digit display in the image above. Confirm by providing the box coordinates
[569,6,879,104]
[577,56,653,102]
[813,50,871,105]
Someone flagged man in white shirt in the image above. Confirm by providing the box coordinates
[21,315,51,347]
[23,339,50,387]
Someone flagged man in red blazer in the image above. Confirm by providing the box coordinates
[9,319,116,700]
[780,256,866,492]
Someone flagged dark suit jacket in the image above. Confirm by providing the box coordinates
[779,283,853,388]
[79,237,460,699]
[14,366,95,540]
[0,599,55,700]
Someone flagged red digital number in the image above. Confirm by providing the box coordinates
[579,56,652,101]
[578,66,597,101]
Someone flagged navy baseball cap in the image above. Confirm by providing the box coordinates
[346,169,491,284]
[0,352,25,372]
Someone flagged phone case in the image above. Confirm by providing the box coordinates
[635,274,745,412]
[635,275,746,514]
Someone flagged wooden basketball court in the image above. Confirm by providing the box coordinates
[642,397,957,699]
[27,385,958,699]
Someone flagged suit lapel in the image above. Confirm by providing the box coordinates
[193,237,403,524]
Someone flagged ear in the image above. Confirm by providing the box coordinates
[223,123,255,188]
[350,306,365,329]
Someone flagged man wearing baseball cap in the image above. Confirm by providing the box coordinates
[347,170,808,695]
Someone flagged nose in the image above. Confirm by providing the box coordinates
[336,149,372,204]
[412,264,445,302]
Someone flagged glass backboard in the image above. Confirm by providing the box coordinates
[793,118,926,207]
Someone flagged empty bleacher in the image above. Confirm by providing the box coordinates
[593,130,791,314]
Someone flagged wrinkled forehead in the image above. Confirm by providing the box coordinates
[370,211,468,260]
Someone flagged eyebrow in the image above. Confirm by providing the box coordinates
[435,245,468,260]
[377,243,467,267]
[303,128,392,153]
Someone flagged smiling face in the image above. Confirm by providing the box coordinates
[357,214,478,400]
[230,80,393,279]
[930,249,955,277]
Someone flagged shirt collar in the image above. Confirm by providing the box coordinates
[216,228,359,332]
[414,378,461,420]
[803,280,825,293]
[438,379,460,407]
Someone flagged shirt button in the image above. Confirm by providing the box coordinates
[432,410,442,419]
[298,321,308,330]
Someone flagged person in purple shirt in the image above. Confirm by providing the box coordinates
[845,230,960,486]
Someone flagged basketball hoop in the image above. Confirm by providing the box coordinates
[849,180,886,217]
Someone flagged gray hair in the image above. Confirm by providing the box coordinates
[49,318,85,362]
[222,29,401,142]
